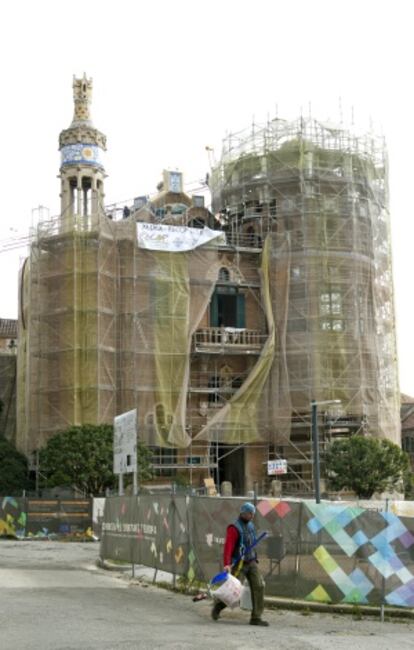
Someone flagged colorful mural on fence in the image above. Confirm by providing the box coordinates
[100,496,414,608]
[0,497,92,538]
[302,503,414,607]
[101,496,193,577]
[0,497,26,537]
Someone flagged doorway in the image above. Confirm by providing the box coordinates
[218,445,245,495]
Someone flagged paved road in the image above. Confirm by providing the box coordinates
[1,540,414,649]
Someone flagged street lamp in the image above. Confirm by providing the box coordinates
[311,400,341,504]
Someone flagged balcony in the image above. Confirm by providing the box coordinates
[193,327,267,355]
[220,232,263,250]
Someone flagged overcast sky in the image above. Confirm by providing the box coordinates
[1,0,413,395]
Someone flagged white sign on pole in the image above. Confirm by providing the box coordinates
[267,459,288,476]
[114,409,137,475]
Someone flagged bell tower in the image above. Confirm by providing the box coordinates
[58,74,107,220]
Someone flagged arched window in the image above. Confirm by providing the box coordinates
[218,267,230,282]
[69,177,77,215]
[81,176,92,216]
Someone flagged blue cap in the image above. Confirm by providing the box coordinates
[240,502,256,515]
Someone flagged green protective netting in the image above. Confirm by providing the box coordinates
[153,252,190,446]
[133,245,218,448]
[16,117,400,459]
[16,217,118,454]
[210,118,400,444]
[194,234,292,445]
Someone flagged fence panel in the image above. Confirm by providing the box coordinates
[100,496,414,607]
[0,497,27,537]
[26,498,92,536]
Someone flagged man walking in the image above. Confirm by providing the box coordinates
[211,502,269,626]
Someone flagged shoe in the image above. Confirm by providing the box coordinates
[211,604,221,621]
[250,619,269,626]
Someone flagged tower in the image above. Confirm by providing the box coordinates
[58,74,106,224]
[17,76,116,454]
[210,116,400,490]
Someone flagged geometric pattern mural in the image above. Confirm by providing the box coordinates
[0,497,26,538]
[304,504,414,607]
[311,545,374,603]
[306,503,365,556]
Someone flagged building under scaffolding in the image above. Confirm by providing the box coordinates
[208,117,400,491]
[0,318,17,441]
[16,77,400,495]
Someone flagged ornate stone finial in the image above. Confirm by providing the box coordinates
[72,73,93,124]
[59,73,106,151]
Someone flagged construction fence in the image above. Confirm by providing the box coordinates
[0,497,93,537]
[100,495,414,608]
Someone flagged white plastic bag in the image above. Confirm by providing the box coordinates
[240,584,252,611]
[213,574,242,608]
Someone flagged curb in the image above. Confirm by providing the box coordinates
[96,558,133,572]
[264,595,414,620]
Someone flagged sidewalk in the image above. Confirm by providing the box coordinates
[99,559,414,621]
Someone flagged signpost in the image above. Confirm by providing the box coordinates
[267,459,288,476]
[114,409,138,495]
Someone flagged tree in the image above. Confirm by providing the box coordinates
[0,397,33,495]
[0,436,32,495]
[39,423,153,496]
[325,435,409,499]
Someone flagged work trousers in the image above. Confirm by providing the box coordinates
[215,561,265,620]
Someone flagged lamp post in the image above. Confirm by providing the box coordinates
[311,400,341,504]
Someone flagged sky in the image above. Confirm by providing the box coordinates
[1,0,414,394]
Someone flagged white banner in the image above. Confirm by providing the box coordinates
[137,223,226,251]
[114,409,137,475]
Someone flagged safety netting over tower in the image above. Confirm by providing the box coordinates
[114,222,291,449]
[17,213,118,454]
[193,233,292,446]
[210,117,400,443]
[16,116,400,455]
[16,210,293,453]
[115,221,222,448]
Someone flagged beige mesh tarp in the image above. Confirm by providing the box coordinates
[131,246,218,447]
[194,234,292,445]
[17,215,118,453]
[16,116,400,461]
[17,214,292,453]
[210,117,400,444]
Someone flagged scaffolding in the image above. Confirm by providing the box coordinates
[16,114,400,495]
[210,116,400,477]
[0,352,16,441]
[17,211,118,453]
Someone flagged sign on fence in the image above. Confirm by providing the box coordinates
[267,459,287,475]
[0,497,92,538]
